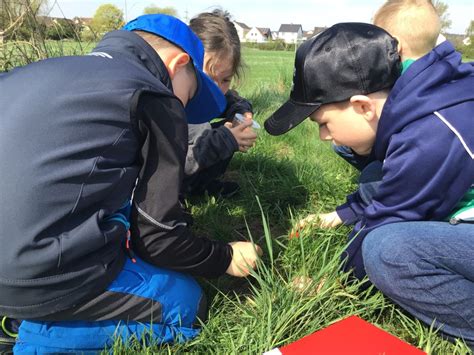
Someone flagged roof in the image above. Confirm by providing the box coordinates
[234,21,250,30]
[257,27,271,36]
[278,24,302,33]
[304,26,327,38]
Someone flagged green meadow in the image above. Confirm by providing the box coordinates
[1,44,472,354]
[125,47,470,354]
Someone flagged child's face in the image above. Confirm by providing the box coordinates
[171,66,198,107]
[310,100,377,156]
[204,52,234,94]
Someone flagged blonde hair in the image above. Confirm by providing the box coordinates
[374,0,441,58]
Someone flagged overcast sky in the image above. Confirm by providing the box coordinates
[48,0,473,35]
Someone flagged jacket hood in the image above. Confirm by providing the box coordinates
[374,41,474,160]
[92,30,173,91]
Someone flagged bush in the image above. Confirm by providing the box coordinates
[45,19,78,40]
[242,40,297,51]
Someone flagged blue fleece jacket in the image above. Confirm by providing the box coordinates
[336,41,474,280]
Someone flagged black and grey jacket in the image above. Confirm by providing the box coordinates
[0,30,232,319]
[185,90,253,175]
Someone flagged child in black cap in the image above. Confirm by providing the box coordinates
[265,22,474,348]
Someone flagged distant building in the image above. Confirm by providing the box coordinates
[277,24,303,43]
[245,27,272,43]
[444,32,466,47]
[73,17,93,27]
[233,21,250,42]
[303,26,327,40]
[37,16,70,26]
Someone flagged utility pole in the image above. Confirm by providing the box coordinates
[124,0,128,21]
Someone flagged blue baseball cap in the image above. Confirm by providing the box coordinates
[123,14,226,123]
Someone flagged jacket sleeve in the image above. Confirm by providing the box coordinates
[185,124,238,175]
[129,92,233,278]
[222,89,253,120]
[336,191,368,225]
[341,122,474,280]
[184,89,251,175]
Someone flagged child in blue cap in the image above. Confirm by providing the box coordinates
[0,14,262,353]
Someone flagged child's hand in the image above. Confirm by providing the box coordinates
[318,211,342,228]
[224,115,257,152]
[226,241,263,277]
[289,214,318,238]
[289,211,343,238]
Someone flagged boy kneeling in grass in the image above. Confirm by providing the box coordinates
[0,14,261,353]
[265,22,474,348]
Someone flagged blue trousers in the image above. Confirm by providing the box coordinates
[14,257,204,353]
[363,222,474,348]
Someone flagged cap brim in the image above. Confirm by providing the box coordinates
[185,69,226,124]
[264,100,320,136]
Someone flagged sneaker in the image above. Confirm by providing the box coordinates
[0,317,19,354]
[205,180,240,198]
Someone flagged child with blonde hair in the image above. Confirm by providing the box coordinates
[374,0,441,61]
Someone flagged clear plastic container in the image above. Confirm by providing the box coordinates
[233,113,261,129]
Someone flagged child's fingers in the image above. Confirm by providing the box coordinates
[243,112,253,120]
[289,214,318,238]
[236,118,254,131]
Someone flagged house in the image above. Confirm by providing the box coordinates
[72,17,93,28]
[303,26,327,40]
[277,24,303,43]
[444,32,466,47]
[233,21,250,42]
[245,27,272,43]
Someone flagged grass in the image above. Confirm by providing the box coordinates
[126,47,470,354]
[2,42,471,353]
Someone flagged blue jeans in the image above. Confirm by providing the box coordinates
[362,221,474,348]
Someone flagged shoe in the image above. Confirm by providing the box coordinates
[205,180,240,198]
[0,317,19,354]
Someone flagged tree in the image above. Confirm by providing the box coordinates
[91,4,124,35]
[143,5,178,17]
[1,0,49,40]
[467,20,474,39]
[432,0,451,32]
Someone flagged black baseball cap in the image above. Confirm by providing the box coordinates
[264,22,401,136]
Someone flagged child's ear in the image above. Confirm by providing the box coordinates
[167,52,191,79]
[350,95,376,121]
[393,35,404,57]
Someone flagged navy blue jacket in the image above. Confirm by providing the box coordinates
[336,41,474,279]
[0,30,232,319]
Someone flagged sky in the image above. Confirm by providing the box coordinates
[48,0,473,35]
